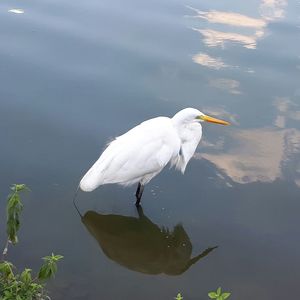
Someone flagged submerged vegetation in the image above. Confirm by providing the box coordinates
[0,184,63,300]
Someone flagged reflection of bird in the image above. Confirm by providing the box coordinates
[82,207,217,275]
[80,108,229,206]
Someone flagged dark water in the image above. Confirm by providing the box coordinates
[1,0,300,299]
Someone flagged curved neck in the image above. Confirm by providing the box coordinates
[171,111,187,128]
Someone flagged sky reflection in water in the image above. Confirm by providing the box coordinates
[187,0,300,187]
[197,98,300,186]
[188,0,287,51]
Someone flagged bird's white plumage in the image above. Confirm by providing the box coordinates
[80,108,204,192]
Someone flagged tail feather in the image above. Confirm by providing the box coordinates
[80,140,119,192]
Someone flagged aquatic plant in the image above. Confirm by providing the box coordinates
[175,293,183,300]
[0,184,63,300]
[175,287,231,300]
[208,287,231,300]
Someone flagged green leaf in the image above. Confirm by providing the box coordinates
[20,268,32,284]
[4,290,12,297]
[222,292,231,299]
[11,184,29,192]
[38,253,63,280]
[208,292,218,299]
[0,261,14,278]
[38,264,51,280]
[175,293,183,300]
[217,287,222,296]
[53,254,64,261]
[6,185,28,245]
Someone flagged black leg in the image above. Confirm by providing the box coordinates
[135,182,144,207]
[135,182,141,198]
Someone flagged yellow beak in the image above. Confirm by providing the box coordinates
[199,115,230,126]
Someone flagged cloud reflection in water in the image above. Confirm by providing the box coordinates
[193,28,259,49]
[187,6,267,29]
[196,100,300,186]
[192,53,229,70]
[209,78,241,95]
[188,0,287,52]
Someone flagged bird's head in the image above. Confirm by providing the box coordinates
[172,108,230,126]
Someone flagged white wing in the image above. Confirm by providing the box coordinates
[80,117,180,191]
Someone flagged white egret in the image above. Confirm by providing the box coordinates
[80,108,230,206]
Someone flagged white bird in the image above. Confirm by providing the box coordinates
[80,108,230,206]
